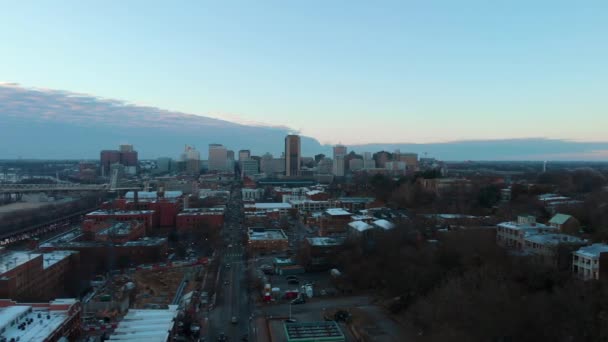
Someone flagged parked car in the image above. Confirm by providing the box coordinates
[231,316,238,324]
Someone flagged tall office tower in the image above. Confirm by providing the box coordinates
[398,153,419,173]
[285,135,301,177]
[260,153,274,175]
[227,150,235,172]
[332,156,345,176]
[333,145,347,159]
[208,144,228,171]
[241,159,259,177]
[100,150,121,177]
[363,152,376,169]
[317,158,333,174]
[373,151,391,169]
[182,145,201,175]
[119,144,134,153]
[349,158,364,171]
[157,157,172,173]
[238,150,251,161]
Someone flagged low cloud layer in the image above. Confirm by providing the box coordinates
[1,83,607,161]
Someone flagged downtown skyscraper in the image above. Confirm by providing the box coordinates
[284,135,301,177]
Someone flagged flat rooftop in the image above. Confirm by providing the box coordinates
[0,251,40,274]
[87,210,155,216]
[284,321,345,341]
[0,300,76,342]
[43,250,78,269]
[497,221,554,231]
[306,237,344,247]
[178,207,225,216]
[252,202,292,210]
[108,305,178,342]
[248,228,287,241]
[125,191,182,199]
[524,233,587,246]
[575,243,608,258]
[325,208,352,216]
[337,197,374,203]
[98,222,136,236]
[40,237,167,249]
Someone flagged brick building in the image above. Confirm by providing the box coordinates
[39,238,168,274]
[247,228,288,254]
[0,250,80,302]
[319,208,353,236]
[85,210,157,233]
[300,237,345,270]
[176,207,225,233]
[0,298,82,342]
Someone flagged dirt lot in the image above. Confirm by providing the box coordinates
[132,267,187,308]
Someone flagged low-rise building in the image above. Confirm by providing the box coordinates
[243,203,293,217]
[85,210,158,232]
[319,208,352,236]
[288,200,332,214]
[572,243,608,280]
[284,321,345,342]
[242,188,265,201]
[523,233,587,270]
[90,221,146,243]
[0,250,80,302]
[247,228,288,254]
[548,213,581,235]
[176,207,225,233]
[108,305,179,342]
[348,221,374,238]
[301,237,345,270]
[39,238,168,274]
[335,197,375,212]
[0,298,82,342]
[496,216,557,251]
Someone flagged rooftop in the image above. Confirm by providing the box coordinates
[125,191,183,199]
[253,202,292,210]
[575,243,608,258]
[108,305,178,342]
[497,221,554,231]
[325,208,352,216]
[306,237,344,247]
[284,321,345,341]
[178,207,225,216]
[248,228,287,241]
[40,237,167,249]
[348,220,373,232]
[372,219,395,230]
[98,222,137,236]
[0,300,77,342]
[337,197,374,203]
[549,213,574,225]
[524,233,587,246]
[0,251,40,274]
[43,251,78,269]
[87,210,155,216]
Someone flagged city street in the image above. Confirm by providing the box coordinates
[207,183,254,342]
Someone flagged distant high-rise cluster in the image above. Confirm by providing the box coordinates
[100,144,138,176]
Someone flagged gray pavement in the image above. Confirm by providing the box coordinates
[207,183,254,342]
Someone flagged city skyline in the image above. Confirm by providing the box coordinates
[1,1,607,145]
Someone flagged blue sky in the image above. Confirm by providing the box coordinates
[1,1,606,145]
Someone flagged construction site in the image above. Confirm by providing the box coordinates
[81,261,209,333]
